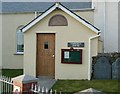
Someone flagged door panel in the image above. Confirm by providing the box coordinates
[36,33,55,78]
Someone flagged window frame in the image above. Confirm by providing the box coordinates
[61,49,82,64]
[16,26,24,54]
[48,14,68,26]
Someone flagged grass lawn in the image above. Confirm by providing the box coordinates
[52,80,119,93]
[2,69,23,78]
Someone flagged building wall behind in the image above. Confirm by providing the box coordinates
[75,10,94,25]
[93,1,118,52]
[98,38,103,53]
[2,13,35,69]
[105,2,118,52]
[92,2,105,39]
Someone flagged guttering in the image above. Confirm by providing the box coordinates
[88,34,101,80]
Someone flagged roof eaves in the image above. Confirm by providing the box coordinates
[59,3,100,33]
[21,3,56,32]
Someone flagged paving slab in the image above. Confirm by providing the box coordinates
[38,76,56,90]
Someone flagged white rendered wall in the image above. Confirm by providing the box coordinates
[93,0,118,52]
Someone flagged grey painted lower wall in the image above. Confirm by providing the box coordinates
[118,2,120,52]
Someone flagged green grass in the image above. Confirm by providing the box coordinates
[2,69,23,78]
[52,80,119,93]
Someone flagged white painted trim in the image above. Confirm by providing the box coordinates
[88,34,101,80]
[15,52,24,55]
[92,0,95,9]
[55,2,60,7]
[22,3,100,34]
[34,11,37,18]
[22,5,57,32]
[35,31,57,34]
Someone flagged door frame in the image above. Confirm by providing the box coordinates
[36,32,56,78]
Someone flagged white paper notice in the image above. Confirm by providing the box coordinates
[64,51,69,59]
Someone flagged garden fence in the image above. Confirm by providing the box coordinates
[31,83,62,94]
[0,75,13,93]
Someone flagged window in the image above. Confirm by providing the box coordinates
[44,41,49,49]
[16,26,24,53]
[48,14,68,26]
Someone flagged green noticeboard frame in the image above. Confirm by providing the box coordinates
[61,49,82,64]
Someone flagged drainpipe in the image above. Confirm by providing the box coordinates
[104,0,106,52]
[92,0,95,9]
[88,34,101,80]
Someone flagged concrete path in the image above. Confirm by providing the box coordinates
[38,76,56,90]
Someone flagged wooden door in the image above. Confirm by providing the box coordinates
[36,33,55,78]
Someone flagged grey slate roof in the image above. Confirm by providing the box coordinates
[0,2,92,13]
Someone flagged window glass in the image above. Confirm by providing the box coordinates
[44,41,49,49]
[49,14,68,26]
[16,26,24,53]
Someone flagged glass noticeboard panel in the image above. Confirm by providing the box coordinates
[61,49,82,64]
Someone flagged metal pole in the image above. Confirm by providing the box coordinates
[9,78,12,94]
[0,80,3,93]
[6,77,8,93]
[8,77,11,93]
[50,89,52,94]
[3,81,5,93]
[5,81,7,93]
[10,84,13,94]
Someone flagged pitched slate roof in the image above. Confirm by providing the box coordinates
[1,2,92,13]
[22,3,100,33]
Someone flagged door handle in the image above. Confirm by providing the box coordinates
[52,55,55,57]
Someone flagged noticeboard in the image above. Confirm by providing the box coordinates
[61,49,82,64]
